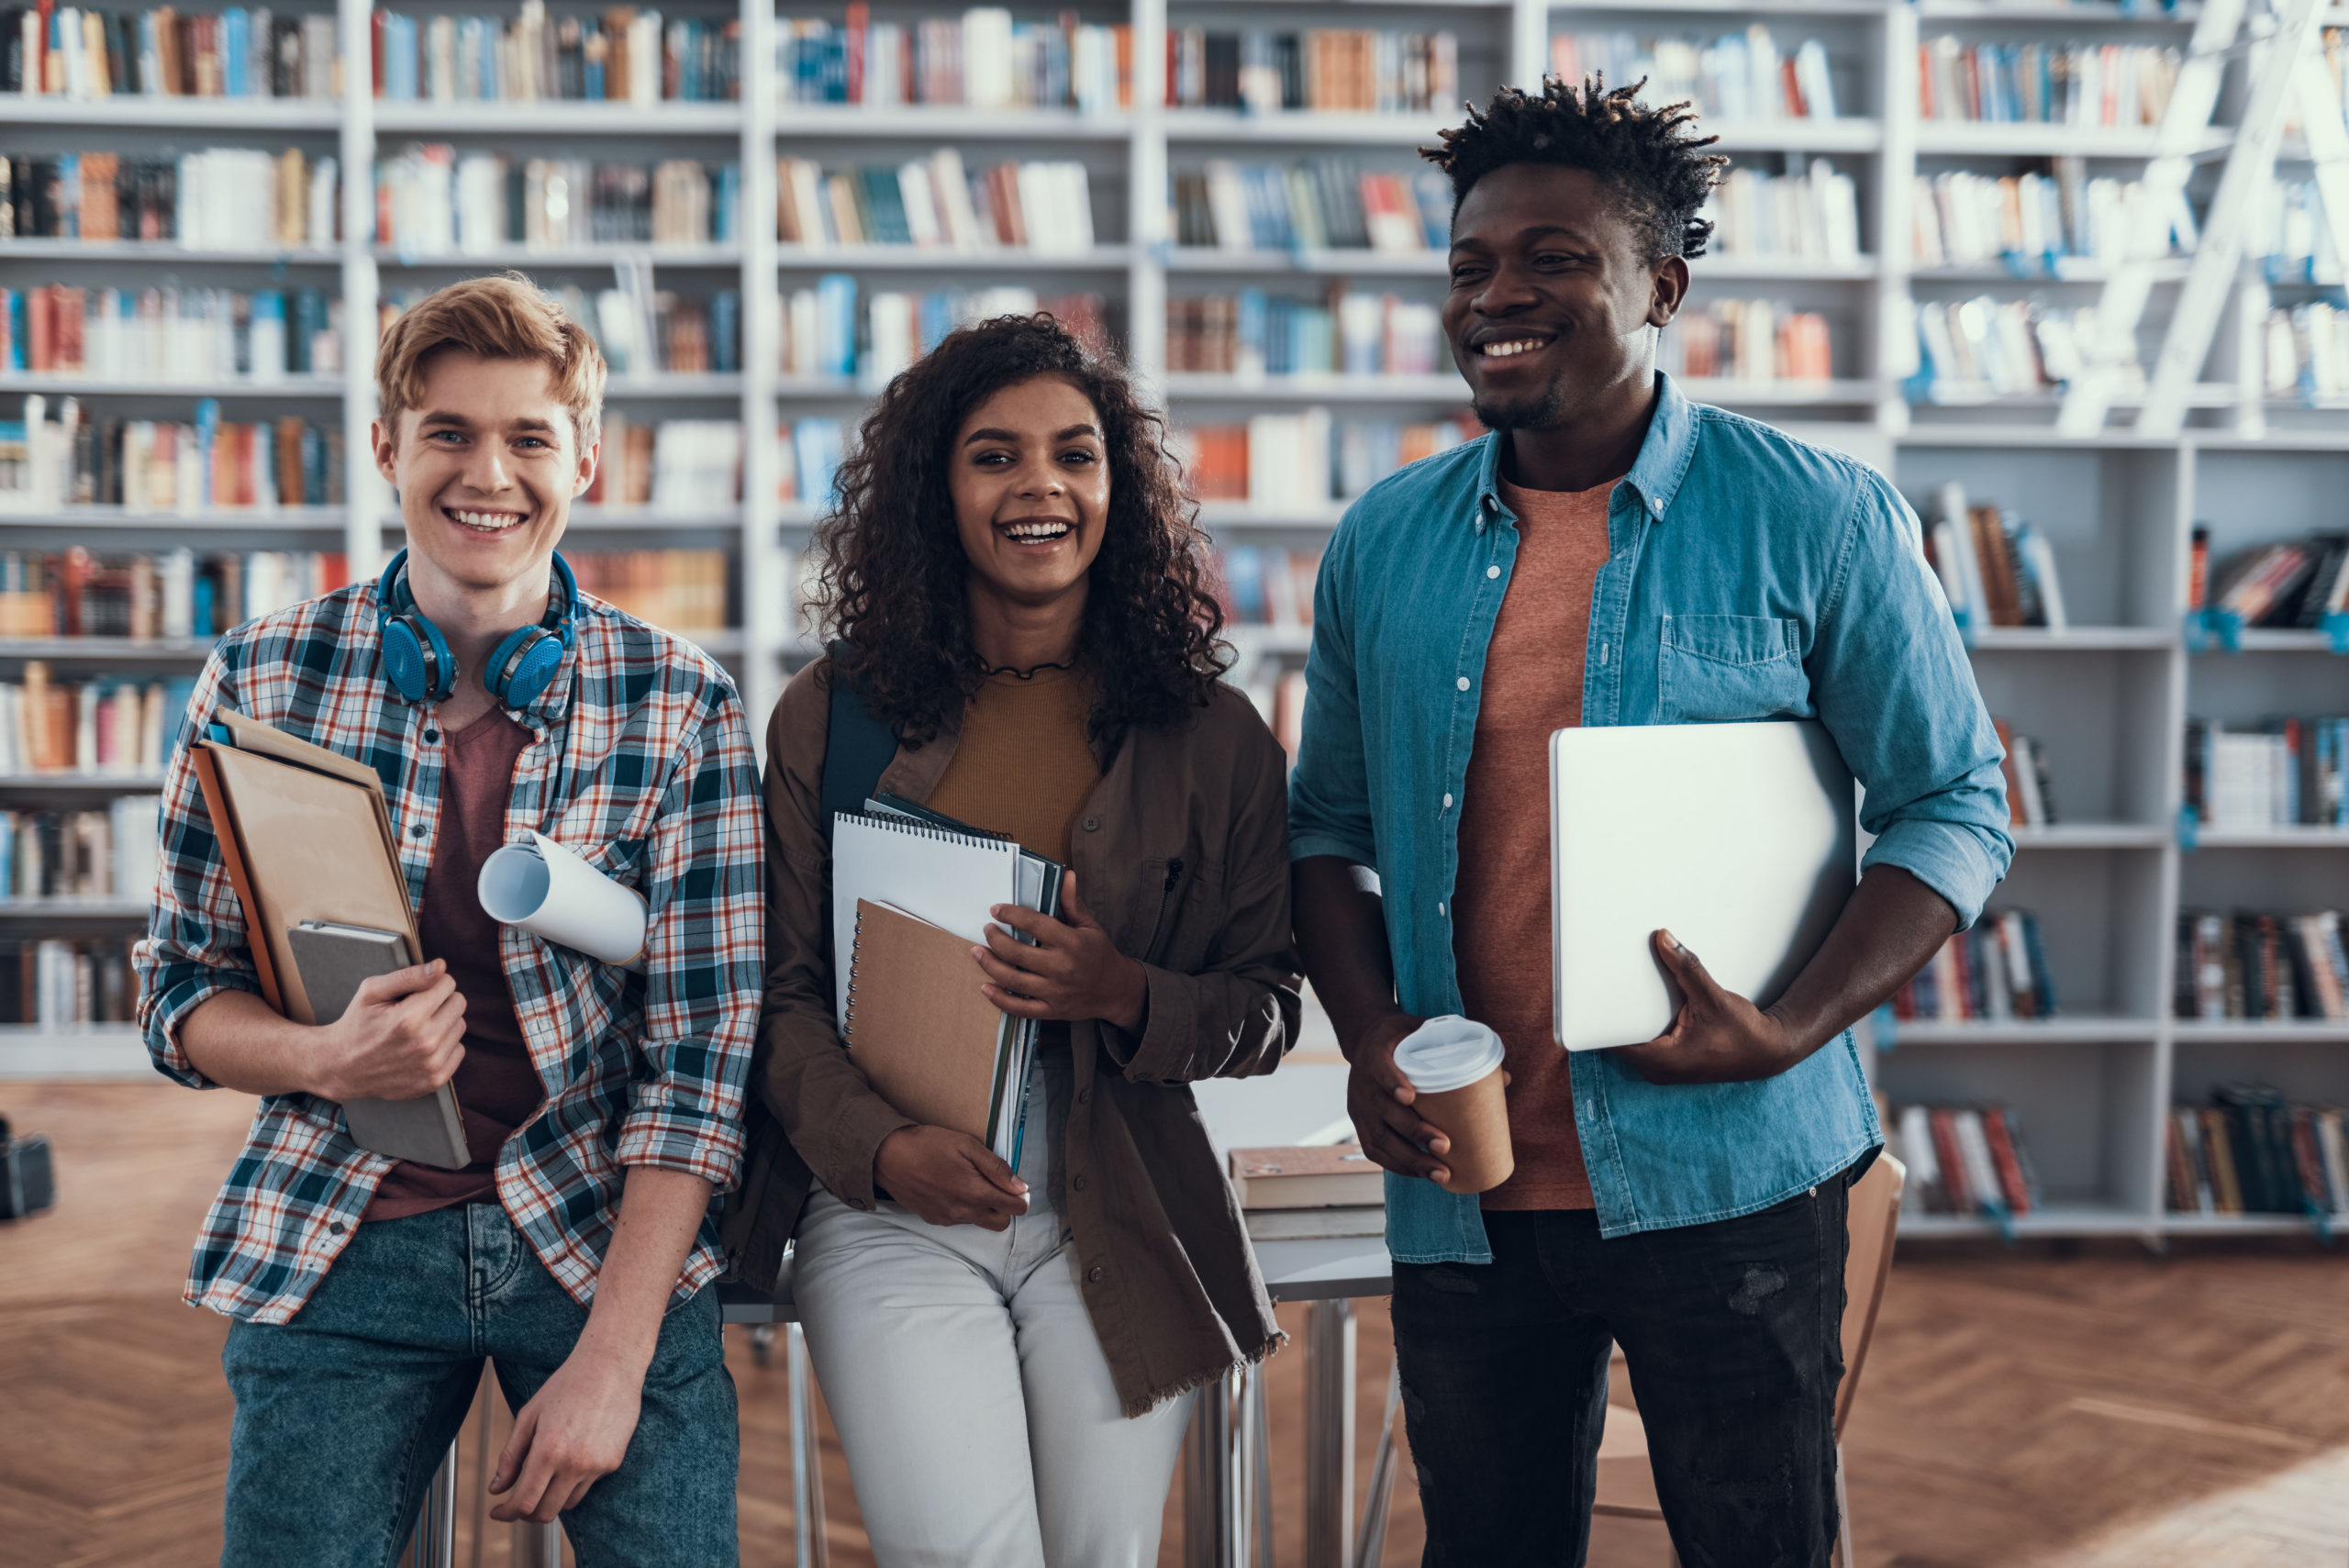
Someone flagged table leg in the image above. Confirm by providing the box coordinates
[787,1322,830,1568]
[1353,1364,1402,1568]
[409,1440,459,1568]
[512,1518,562,1567]
[1303,1297,1357,1568]
[1183,1365,1257,1568]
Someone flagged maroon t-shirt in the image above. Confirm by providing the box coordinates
[364,710,545,1221]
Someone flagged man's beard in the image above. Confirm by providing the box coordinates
[1470,376,1575,431]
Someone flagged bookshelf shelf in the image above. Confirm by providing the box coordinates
[0,508,345,530]
[1161,373,1468,403]
[2157,1211,2349,1236]
[372,102,742,134]
[1165,249,1448,277]
[1898,1202,2157,1239]
[0,376,343,399]
[775,245,1135,272]
[377,246,745,270]
[0,1025,150,1081]
[2188,828,2349,850]
[0,240,342,265]
[599,375,744,400]
[772,106,1133,139]
[1910,0,2202,20]
[1969,628,2176,651]
[0,98,340,129]
[1913,124,2231,158]
[0,774,166,790]
[2207,629,2346,652]
[1163,111,1457,145]
[566,506,743,531]
[0,899,154,918]
[1195,502,1353,528]
[0,639,215,661]
[1700,118,1885,153]
[1676,377,1883,406]
[2171,1022,2349,1045]
[2009,824,2168,850]
[1889,1017,2163,1045]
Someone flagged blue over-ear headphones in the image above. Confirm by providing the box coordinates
[376,548,579,709]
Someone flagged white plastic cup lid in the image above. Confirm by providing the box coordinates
[1393,1015,1505,1094]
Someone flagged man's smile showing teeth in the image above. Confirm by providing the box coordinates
[1479,338,1552,359]
[446,506,529,531]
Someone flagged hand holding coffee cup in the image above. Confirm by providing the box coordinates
[1393,1016,1513,1195]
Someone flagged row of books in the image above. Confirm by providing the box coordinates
[1658,300,1835,384]
[1165,291,1442,380]
[1911,168,2194,274]
[1919,38,2179,127]
[373,4,732,103]
[570,549,729,637]
[0,398,342,514]
[2167,1089,2348,1217]
[0,938,140,1027]
[1209,547,1320,630]
[1702,164,1862,267]
[0,802,159,904]
[1889,909,2059,1023]
[775,276,1102,382]
[1922,484,2069,632]
[2250,180,2340,284]
[2184,718,2349,831]
[5,4,338,98]
[1550,28,1839,122]
[1,148,336,250]
[2259,304,2349,405]
[1993,719,2061,828]
[777,7,1130,114]
[1172,160,1448,258]
[776,151,1094,254]
[1,285,342,383]
[373,148,739,253]
[0,547,341,639]
[1163,28,1457,117]
[1911,296,2108,401]
[1175,413,1478,508]
[0,673,187,771]
[588,417,740,513]
[2196,533,2349,629]
[2176,911,2349,1023]
[1888,1103,2040,1218]
[383,284,738,378]
[775,417,841,506]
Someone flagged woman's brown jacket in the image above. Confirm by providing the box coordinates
[720,656,1302,1414]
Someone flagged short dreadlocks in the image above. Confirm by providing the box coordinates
[1421,77,1729,262]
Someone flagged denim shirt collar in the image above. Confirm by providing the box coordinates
[1472,370,1699,529]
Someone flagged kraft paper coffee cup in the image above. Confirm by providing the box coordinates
[1393,1016,1512,1195]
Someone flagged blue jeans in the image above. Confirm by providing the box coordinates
[1391,1164,1856,1568]
[218,1201,738,1568]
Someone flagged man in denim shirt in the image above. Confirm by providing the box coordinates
[1291,83,2012,1564]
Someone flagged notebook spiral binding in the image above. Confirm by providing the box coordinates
[843,910,864,1040]
[848,812,1008,850]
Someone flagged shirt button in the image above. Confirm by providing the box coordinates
[1082,817,1100,832]
[1486,565,1500,579]
[409,823,426,840]
[1651,497,1664,516]
[1442,793,1453,809]
[1455,676,1470,691]
[1073,1173,1089,1192]
[1087,1265,1106,1283]
[1076,1087,1091,1105]
[1437,901,1446,917]
[327,1220,347,1235]
[422,728,440,743]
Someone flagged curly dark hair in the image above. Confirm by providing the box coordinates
[1421,76,1729,261]
[812,314,1228,748]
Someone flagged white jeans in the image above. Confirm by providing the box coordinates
[791,1068,1195,1568]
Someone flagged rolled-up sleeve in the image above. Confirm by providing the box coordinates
[1811,469,2014,929]
[1288,512,1379,868]
[134,649,262,1088]
[618,679,763,1191]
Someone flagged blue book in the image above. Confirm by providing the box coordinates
[794,418,844,505]
[857,167,911,245]
[815,273,857,376]
[6,295,24,373]
[709,290,740,373]
[713,161,740,242]
[918,291,954,356]
[222,9,248,95]
[1223,547,1267,623]
[194,399,221,506]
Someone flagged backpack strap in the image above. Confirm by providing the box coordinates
[820,640,898,839]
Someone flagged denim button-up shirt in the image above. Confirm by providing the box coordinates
[1289,373,2013,1263]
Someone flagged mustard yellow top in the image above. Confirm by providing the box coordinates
[927,662,1100,862]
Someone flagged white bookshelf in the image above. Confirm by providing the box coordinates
[3,0,2343,1251]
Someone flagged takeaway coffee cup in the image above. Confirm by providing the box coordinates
[1393,1015,1512,1195]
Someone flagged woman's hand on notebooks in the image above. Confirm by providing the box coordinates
[313,958,469,1102]
[972,872,1150,1033]
[1609,930,1798,1085]
[1343,1013,1457,1187]
[874,1124,1031,1230]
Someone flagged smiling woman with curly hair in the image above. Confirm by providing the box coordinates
[725,313,1303,1568]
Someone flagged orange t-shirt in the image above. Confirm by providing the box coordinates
[1453,473,1618,1210]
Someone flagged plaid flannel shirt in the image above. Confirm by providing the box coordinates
[134,576,763,1324]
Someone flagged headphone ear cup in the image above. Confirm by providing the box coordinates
[484,626,566,710]
[382,613,453,704]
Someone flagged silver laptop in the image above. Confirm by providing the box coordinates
[1550,720,1857,1053]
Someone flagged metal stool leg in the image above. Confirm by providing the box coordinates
[1352,1364,1401,1568]
[1250,1366,1275,1568]
[787,1322,830,1568]
[409,1440,460,1568]
[1303,1297,1357,1568]
[512,1518,563,1567]
[1183,1366,1255,1567]
[1833,1440,1855,1568]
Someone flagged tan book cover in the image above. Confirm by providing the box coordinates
[843,897,1007,1144]
[1229,1144,1384,1209]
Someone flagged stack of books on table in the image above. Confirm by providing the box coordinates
[1229,1143,1384,1240]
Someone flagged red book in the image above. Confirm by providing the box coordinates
[1928,1109,1973,1214]
[371,6,385,96]
[1981,1107,2033,1215]
[844,0,865,104]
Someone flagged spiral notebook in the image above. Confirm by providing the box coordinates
[830,808,1059,1162]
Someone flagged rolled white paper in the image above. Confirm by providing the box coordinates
[477,831,649,973]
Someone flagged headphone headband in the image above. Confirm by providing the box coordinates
[375,549,578,709]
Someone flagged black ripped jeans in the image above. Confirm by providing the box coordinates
[1390,1162,1859,1568]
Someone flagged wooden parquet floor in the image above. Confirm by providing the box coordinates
[3,1082,2346,1567]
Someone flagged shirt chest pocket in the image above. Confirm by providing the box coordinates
[1659,614,1809,723]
